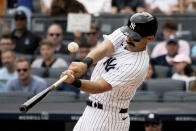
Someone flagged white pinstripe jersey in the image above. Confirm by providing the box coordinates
[89,28,149,110]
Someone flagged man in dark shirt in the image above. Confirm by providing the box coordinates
[11,10,41,54]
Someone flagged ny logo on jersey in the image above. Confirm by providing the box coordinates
[130,22,136,30]
[103,57,117,72]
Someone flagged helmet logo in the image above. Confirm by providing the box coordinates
[130,22,136,30]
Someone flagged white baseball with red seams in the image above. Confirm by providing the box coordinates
[68,42,79,53]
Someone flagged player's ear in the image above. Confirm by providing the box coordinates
[146,35,154,42]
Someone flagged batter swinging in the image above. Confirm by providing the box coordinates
[61,12,158,131]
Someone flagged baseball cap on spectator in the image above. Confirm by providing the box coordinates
[14,10,27,20]
[166,35,178,44]
[145,113,161,124]
[172,54,191,64]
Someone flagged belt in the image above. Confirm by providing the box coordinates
[86,100,128,113]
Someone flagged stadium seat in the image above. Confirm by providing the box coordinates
[162,91,186,102]
[191,58,196,65]
[145,78,186,96]
[154,65,171,78]
[188,41,196,49]
[191,65,196,70]
[54,54,74,64]
[183,92,196,102]
[0,92,32,103]
[44,77,58,87]
[15,53,35,62]
[78,93,89,101]
[132,91,160,102]
[49,67,67,78]
[95,14,129,40]
[41,91,77,103]
[178,31,194,41]
[31,67,46,77]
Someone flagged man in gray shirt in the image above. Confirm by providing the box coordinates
[6,57,47,94]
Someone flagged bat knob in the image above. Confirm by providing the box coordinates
[19,105,28,113]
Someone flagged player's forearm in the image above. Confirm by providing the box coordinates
[86,39,114,64]
[79,79,112,94]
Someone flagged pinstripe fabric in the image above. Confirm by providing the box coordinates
[73,28,149,131]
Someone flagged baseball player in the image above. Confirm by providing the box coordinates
[61,12,158,131]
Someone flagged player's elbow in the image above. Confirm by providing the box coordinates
[89,77,112,94]
[91,83,112,94]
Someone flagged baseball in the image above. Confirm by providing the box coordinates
[68,42,79,53]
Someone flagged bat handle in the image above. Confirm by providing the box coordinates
[50,75,68,90]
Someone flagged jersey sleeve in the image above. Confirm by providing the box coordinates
[103,28,125,51]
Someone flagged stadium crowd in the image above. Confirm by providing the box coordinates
[0,0,196,96]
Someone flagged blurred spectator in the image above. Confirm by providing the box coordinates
[179,0,196,13]
[0,34,15,52]
[75,24,100,50]
[46,24,69,54]
[5,57,47,95]
[15,6,32,30]
[0,33,15,67]
[50,0,87,16]
[74,42,94,80]
[85,24,100,50]
[155,21,178,41]
[40,0,53,15]
[77,0,111,16]
[0,19,11,34]
[144,113,163,131]
[151,21,190,58]
[31,39,68,68]
[111,0,145,14]
[145,0,180,15]
[191,44,196,58]
[11,10,41,54]
[151,35,179,67]
[189,79,196,92]
[0,50,17,91]
[172,54,196,90]
[6,0,18,14]
[145,60,156,81]
[77,43,91,60]
[0,0,6,16]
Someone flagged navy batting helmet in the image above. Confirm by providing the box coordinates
[120,12,158,41]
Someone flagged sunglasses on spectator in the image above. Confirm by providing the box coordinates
[15,17,26,21]
[48,33,61,37]
[86,32,97,35]
[17,68,28,72]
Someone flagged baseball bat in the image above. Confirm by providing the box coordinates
[19,75,68,113]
